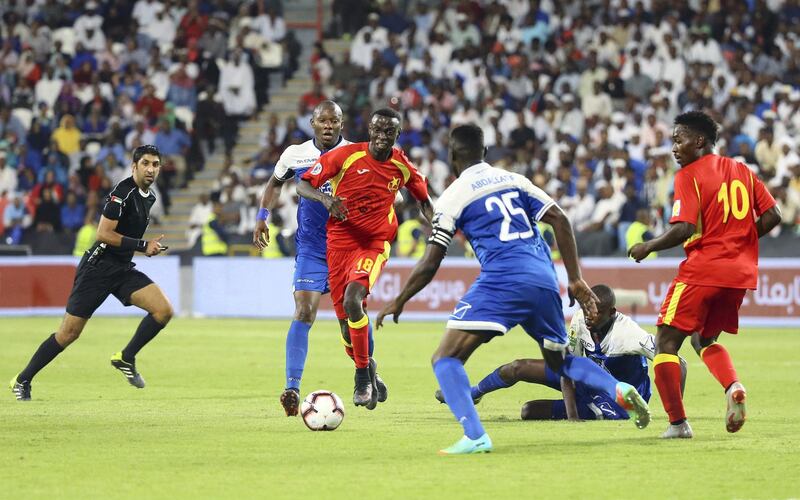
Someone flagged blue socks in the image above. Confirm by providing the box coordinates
[560,354,618,399]
[472,367,512,400]
[433,357,485,440]
[368,322,374,356]
[285,320,311,391]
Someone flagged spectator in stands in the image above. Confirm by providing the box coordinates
[50,114,81,165]
[254,5,286,43]
[176,1,208,49]
[0,152,17,196]
[143,6,177,50]
[33,186,62,233]
[755,127,782,179]
[135,83,166,125]
[3,192,28,245]
[625,208,656,258]
[0,107,27,145]
[154,117,191,188]
[300,82,327,114]
[218,48,256,154]
[72,210,97,256]
[74,2,106,52]
[187,192,212,248]
[202,197,229,256]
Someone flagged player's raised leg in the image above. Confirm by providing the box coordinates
[281,290,321,416]
[435,358,547,404]
[112,283,174,389]
[432,328,493,455]
[692,331,747,432]
[10,313,87,400]
[542,346,650,429]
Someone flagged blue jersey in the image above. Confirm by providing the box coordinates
[429,161,558,292]
[568,310,654,401]
[273,137,350,260]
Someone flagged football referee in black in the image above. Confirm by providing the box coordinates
[10,145,173,400]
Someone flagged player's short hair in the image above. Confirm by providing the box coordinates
[370,107,402,124]
[450,124,485,158]
[313,100,342,117]
[591,284,616,310]
[132,144,162,164]
[674,111,719,145]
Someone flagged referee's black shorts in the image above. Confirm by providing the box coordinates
[66,255,154,318]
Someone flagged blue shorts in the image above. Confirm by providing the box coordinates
[446,277,567,350]
[544,365,630,421]
[292,253,329,294]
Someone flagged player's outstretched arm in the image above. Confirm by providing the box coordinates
[756,205,781,238]
[253,175,286,250]
[540,205,599,319]
[628,221,695,262]
[97,215,166,256]
[417,196,435,224]
[296,179,348,220]
[376,243,447,328]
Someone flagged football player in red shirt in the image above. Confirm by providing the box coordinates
[629,111,781,438]
[298,108,433,409]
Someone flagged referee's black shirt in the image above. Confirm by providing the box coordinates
[86,177,156,264]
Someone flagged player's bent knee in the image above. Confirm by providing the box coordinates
[507,359,528,380]
[294,304,316,324]
[152,303,174,325]
[56,326,82,345]
[520,402,536,420]
[342,298,363,320]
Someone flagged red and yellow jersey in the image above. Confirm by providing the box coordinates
[301,143,429,250]
[670,154,776,289]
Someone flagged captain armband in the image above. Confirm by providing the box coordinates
[428,226,454,249]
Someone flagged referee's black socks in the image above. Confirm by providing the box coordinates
[18,333,64,382]
[121,314,165,363]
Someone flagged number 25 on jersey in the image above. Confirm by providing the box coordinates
[485,192,534,242]
[717,180,750,223]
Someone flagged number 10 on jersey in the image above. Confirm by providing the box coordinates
[717,180,750,223]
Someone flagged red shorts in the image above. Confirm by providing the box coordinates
[327,241,391,320]
[657,279,747,338]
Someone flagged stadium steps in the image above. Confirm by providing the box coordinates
[143,2,332,251]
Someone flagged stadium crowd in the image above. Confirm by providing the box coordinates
[0,0,295,253]
[236,0,799,257]
[2,0,799,258]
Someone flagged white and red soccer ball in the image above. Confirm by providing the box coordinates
[301,390,345,431]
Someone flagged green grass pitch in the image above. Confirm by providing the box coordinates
[1,317,799,499]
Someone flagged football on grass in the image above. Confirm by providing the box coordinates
[301,390,345,431]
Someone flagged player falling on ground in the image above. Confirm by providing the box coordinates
[436,285,687,422]
[629,111,781,438]
[252,100,376,417]
[377,125,650,454]
[10,145,172,400]
[297,108,433,410]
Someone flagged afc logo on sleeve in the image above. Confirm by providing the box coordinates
[672,200,681,217]
[310,163,322,175]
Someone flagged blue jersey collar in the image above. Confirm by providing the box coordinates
[313,135,344,153]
